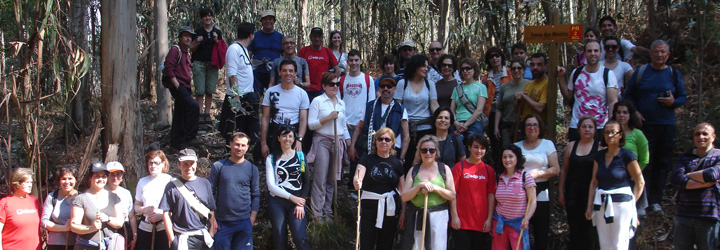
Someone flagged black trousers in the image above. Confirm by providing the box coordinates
[450,229,491,250]
[135,228,170,250]
[359,198,400,250]
[530,182,550,250]
[169,84,199,144]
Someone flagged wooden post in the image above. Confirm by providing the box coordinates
[546,9,560,143]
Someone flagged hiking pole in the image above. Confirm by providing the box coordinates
[151,222,157,250]
[65,231,70,250]
[516,186,535,250]
[419,194,429,250]
[333,118,339,222]
[355,168,361,250]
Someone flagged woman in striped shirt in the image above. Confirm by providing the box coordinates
[492,144,537,250]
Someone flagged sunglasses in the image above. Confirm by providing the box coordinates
[379,84,395,89]
[461,66,473,71]
[604,131,621,136]
[489,54,501,59]
[429,47,442,52]
[325,81,340,87]
[283,41,296,45]
[377,137,392,142]
[605,45,619,50]
[420,148,437,154]
[511,66,524,71]
[441,63,454,68]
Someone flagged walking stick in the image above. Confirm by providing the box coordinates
[419,194,429,250]
[355,167,361,250]
[151,222,157,250]
[513,102,523,142]
[332,118,339,222]
[516,186,534,250]
[65,231,70,250]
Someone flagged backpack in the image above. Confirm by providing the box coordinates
[270,151,306,173]
[161,45,182,88]
[410,162,447,182]
[629,64,679,98]
[339,73,371,101]
[567,65,611,106]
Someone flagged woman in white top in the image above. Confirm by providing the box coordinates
[602,36,634,98]
[42,165,79,250]
[266,125,311,250]
[133,150,173,250]
[328,30,347,75]
[307,72,351,220]
[513,114,559,250]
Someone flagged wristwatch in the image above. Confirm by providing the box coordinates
[297,137,303,142]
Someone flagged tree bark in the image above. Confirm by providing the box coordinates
[438,0,450,48]
[155,0,171,128]
[298,0,308,47]
[69,0,90,138]
[101,0,143,179]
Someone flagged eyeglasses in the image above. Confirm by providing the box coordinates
[379,84,395,89]
[420,148,437,154]
[283,41,296,45]
[325,81,340,87]
[377,137,392,142]
[604,131,621,136]
[605,45,619,50]
[511,66,524,71]
[441,63,454,68]
[461,66,473,72]
[489,54,501,59]
[429,47,442,52]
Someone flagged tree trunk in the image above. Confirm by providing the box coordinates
[298,0,308,47]
[101,0,143,179]
[155,0,171,128]
[438,0,450,47]
[69,0,90,138]
[587,0,598,29]
[648,0,657,40]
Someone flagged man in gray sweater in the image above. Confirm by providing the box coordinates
[209,132,260,250]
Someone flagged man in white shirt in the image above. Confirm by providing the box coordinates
[220,22,261,160]
[559,40,619,141]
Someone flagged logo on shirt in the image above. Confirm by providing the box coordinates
[307,56,326,60]
[463,173,487,180]
[346,83,362,98]
[16,208,37,215]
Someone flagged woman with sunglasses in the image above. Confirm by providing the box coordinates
[401,135,455,250]
[133,150,173,250]
[514,114,559,250]
[482,47,512,161]
[450,134,496,249]
[395,55,439,172]
[495,58,529,147]
[328,30,347,75]
[585,120,644,250]
[611,100,649,216]
[267,126,311,250]
[353,128,405,249]
[435,54,459,108]
[307,72,351,220]
[603,36,634,98]
[492,144,537,250]
[71,163,124,250]
[558,116,600,250]
[451,58,488,143]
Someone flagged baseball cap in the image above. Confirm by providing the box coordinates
[178,148,198,162]
[177,26,196,37]
[90,162,107,173]
[106,161,125,173]
[399,40,416,48]
[378,76,397,86]
[260,10,275,18]
[310,27,323,35]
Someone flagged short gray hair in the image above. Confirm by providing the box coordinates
[283,35,295,40]
[650,39,670,52]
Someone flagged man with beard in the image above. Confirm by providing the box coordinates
[515,52,552,124]
[558,40,619,141]
[349,77,409,163]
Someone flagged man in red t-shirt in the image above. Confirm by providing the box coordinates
[298,27,340,101]
[450,134,496,249]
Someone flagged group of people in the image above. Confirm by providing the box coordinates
[1,7,716,250]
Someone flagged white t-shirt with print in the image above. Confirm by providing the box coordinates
[568,66,619,129]
[341,73,375,126]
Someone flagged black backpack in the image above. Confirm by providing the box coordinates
[567,65,611,107]
[161,45,182,88]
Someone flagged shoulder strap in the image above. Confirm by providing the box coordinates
[522,171,526,187]
[603,68,610,88]
[172,45,182,65]
[438,162,447,182]
[51,190,60,207]
[632,64,648,93]
[339,75,347,96]
[297,151,306,173]
[456,83,477,112]
[571,65,585,100]
[171,178,211,220]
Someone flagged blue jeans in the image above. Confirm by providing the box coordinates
[268,196,310,250]
[214,219,253,250]
[642,124,676,205]
[674,215,719,250]
[458,120,483,157]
